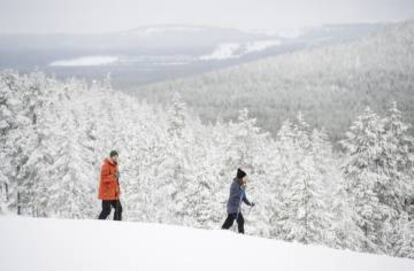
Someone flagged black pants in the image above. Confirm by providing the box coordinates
[98,200,123,221]
[221,213,244,234]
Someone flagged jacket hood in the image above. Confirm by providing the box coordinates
[104,158,117,166]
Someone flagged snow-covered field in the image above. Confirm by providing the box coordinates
[0,216,413,271]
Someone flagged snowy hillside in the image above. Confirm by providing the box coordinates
[1,216,413,271]
[1,71,414,260]
[135,20,414,140]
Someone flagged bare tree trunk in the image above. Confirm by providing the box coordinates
[17,192,21,215]
[5,183,8,201]
[304,174,309,244]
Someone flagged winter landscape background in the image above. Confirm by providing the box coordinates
[1,1,414,266]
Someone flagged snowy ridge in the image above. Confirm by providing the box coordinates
[124,25,207,35]
[199,39,280,60]
[199,43,241,60]
[0,216,413,271]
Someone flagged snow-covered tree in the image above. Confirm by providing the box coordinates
[276,115,332,245]
[377,101,414,256]
[341,107,389,252]
[382,101,414,209]
[398,213,414,259]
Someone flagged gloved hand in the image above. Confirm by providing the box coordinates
[250,202,255,207]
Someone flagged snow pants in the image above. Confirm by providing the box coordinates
[98,200,123,221]
[221,213,244,233]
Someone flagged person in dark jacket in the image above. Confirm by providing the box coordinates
[221,168,254,234]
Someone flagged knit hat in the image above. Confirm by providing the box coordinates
[237,168,247,179]
[110,150,119,158]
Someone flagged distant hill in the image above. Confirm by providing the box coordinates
[0,23,382,86]
[133,21,414,142]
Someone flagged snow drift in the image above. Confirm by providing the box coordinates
[0,216,413,271]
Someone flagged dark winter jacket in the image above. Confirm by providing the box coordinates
[226,178,252,214]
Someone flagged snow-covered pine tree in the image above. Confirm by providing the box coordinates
[312,127,366,250]
[0,71,27,214]
[328,172,366,251]
[271,120,296,238]
[276,116,309,243]
[153,92,196,225]
[167,92,187,138]
[379,101,414,256]
[398,212,414,259]
[8,71,57,216]
[276,114,332,245]
[341,107,388,252]
[309,128,342,246]
[383,101,413,207]
[0,71,20,212]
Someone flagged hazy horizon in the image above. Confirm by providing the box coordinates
[1,0,414,34]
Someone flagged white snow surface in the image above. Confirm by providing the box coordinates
[136,26,205,34]
[200,40,280,60]
[0,216,413,271]
[245,40,281,53]
[49,56,119,67]
[199,43,241,60]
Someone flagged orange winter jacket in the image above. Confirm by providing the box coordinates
[98,158,120,200]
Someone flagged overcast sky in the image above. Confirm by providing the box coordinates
[0,0,413,33]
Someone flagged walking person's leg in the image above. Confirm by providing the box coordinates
[221,214,236,229]
[236,213,245,234]
[112,200,123,221]
[98,200,111,219]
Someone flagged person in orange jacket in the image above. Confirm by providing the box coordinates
[98,150,122,220]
